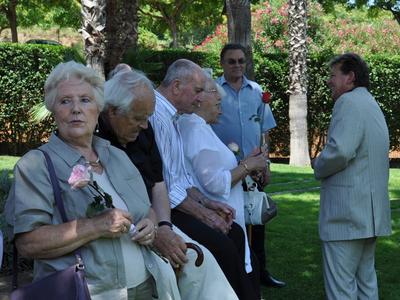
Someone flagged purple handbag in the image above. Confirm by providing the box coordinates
[10,150,91,300]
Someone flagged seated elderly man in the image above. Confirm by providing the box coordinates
[150,59,260,300]
[97,64,238,300]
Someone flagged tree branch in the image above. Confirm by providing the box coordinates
[138,7,164,20]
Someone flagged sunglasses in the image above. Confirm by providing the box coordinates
[226,58,246,65]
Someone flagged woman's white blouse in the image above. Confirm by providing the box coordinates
[178,113,252,273]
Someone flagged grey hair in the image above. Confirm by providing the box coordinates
[107,63,132,80]
[104,68,154,114]
[44,61,104,112]
[160,59,202,87]
[205,78,226,98]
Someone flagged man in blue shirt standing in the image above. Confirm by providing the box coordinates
[212,43,286,288]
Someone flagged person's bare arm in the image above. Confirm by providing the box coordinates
[230,152,267,186]
[151,182,188,267]
[175,188,233,234]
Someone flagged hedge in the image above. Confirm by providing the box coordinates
[125,49,400,157]
[0,44,399,156]
[0,43,83,155]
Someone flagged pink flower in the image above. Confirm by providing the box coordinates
[271,17,279,25]
[262,92,271,104]
[68,164,91,190]
[274,40,285,48]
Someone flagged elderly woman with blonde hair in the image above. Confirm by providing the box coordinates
[5,61,180,300]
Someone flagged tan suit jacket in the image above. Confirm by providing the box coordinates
[314,87,392,241]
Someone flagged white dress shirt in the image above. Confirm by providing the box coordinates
[177,113,252,273]
[149,90,194,208]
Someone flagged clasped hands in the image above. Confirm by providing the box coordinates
[203,198,236,235]
[94,208,156,246]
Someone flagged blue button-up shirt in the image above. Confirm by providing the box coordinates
[212,75,276,159]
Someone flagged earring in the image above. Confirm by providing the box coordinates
[95,124,99,133]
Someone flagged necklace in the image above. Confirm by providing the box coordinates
[86,157,101,168]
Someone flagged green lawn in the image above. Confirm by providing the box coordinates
[0,156,19,171]
[263,164,400,300]
[0,158,399,299]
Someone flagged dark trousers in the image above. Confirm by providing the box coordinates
[172,209,259,300]
[249,224,269,277]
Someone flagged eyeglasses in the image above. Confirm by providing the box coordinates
[226,58,246,65]
[205,89,218,93]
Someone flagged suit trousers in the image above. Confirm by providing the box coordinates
[322,238,378,300]
[172,209,259,300]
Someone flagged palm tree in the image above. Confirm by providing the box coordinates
[80,0,139,77]
[104,0,139,75]
[288,0,311,166]
[80,0,106,76]
[224,0,255,79]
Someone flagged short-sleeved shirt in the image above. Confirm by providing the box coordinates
[97,118,163,200]
[4,133,179,298]
[212,75,277,159]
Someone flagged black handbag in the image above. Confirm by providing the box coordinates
[11,149,91,300]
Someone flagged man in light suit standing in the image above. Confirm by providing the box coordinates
[312,53,392,299]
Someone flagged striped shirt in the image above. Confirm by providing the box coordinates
[149,90,194,208]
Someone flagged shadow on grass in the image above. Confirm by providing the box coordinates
[262,194,400,300]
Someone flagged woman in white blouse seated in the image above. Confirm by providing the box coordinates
[177,78,268,289]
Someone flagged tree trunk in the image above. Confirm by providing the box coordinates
[104,0,138,75]
[170,21,178,48]
[6,0,18,43]
[390,10,400,25]
[225,0,254,80]
[288,0,310,166]
[80,0,106,77]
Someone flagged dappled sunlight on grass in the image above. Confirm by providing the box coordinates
[0,156,19,170]
[265,163,400,299]
[379,238,399,249]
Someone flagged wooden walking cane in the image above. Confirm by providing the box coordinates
[174,243,204,278]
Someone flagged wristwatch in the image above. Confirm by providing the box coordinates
[158,220,173,230]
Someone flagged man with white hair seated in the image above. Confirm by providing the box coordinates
[97,64,238,300]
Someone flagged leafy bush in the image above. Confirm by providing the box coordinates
[0,42,83,155]
[192,1,400,156]
[0,167,33,275]
[257,52,400,157]
[125,49,400,156]
[197,1,400,57]
[123,48,220,85]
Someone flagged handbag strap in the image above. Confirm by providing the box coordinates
[37,149,84,261]
[12,149,85,290]
[38,149,69,223]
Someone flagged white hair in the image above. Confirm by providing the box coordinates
[44,61,104,112]
[161,59,202,87]
[107,63,132,79]
[104,67,154,114]
[205,78,226,98]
